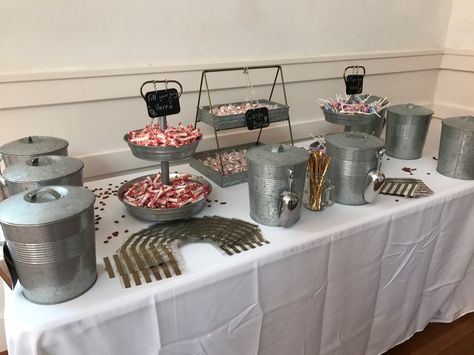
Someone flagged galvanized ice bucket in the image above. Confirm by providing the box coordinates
[326,132,385,205]
[245,144,308,226]
[437,116,474,180]
[385,103,433,159]
[0,185,97,304]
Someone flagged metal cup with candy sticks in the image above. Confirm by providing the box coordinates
[305,135,335,211]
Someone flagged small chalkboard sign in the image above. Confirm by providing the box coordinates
[144,88,180,118]
[345,75,364,95]
[246,107,269,130]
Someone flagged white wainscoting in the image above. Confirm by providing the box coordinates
[433,49,474,117]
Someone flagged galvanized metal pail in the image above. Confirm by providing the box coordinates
[245,144,308,226]
[437,116,474,180]
[0,186,97,304]
[326,132,385,205]
[385,103,433,159]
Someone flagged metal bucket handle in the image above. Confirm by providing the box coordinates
[0,241,18,290]
[24,187,64,203]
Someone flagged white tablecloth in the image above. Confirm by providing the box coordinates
[4,126,474,355]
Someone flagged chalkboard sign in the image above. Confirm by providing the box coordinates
[344,74,364,95]
[144,88,181,118]
[246,107,269,130]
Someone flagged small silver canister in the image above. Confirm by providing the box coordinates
[0,186,97,304]
[245,144,308,226]
[326,132,385,205]
[2,156,84,197]
[437,116,474,180]
[385,103,434,159]
[0,136,69,168]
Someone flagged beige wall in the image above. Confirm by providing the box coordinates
[445,0,474,50]
[0,0,452,73]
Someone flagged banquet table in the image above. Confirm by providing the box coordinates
[4,123,474,355]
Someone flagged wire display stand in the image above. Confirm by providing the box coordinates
[191,65,294,187]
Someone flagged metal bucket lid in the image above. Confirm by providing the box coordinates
[0,186,95,226]
[387,104,433,124]
[245,144,308,167]
[0,136,69,157]
[326,132,384,161]
[442,116,474,131]
[3,156,83,184]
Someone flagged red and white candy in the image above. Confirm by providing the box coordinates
[123,174,209,209]
[128,123,201,148]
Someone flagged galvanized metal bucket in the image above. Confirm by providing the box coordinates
[385,103,433,159]
[0,186,97,304]
[245,144,308,226]
[326,132,385,205]
[437,116,474,180]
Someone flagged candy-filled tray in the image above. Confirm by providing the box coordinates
[197,99,289,130]
[189,142,260,187]
[117,173,211,222]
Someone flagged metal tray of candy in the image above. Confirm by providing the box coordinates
[117,173,212,222]
[321,95,389,137]
[197,99,289,130]
[189,142,260,188]
[124,132,201,161]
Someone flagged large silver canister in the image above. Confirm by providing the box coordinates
[385,103,434,159]
[2,156,84,197]
[0,186,97,304]
[437,116,474,179]
[245,144,308,226]
[326,132,385,205]
[0,136,69,168]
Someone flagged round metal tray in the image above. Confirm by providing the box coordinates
[117,173,212,222]
[322,95,387,125]
[124,131,201,161]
